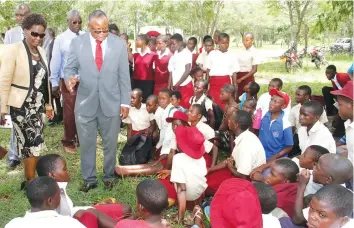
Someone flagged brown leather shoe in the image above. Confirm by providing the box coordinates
[63,146,76,154]
[0,146,8,160]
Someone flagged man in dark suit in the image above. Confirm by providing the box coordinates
[64,10,131,192]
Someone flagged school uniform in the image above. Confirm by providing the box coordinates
[345,119,354,163]
[298,121,336,154]
[189,94,213,123]
[168,48,194,109]
[195,120,215,168]
[262,214,282,228]
[5,210,86,228]
[256,92,292,118]
[206,130,266,194]
[196,50,210,71]
[259,111,294,160]
[236,46,260,98]
[122,104,155,136]
[273,183,298,218]
[115,220,170,228]
[289,103,328,132]
[206,50,240,110]
[153,49,172,95]
[322,72,350,115]
[190,48,199,70]
[132,49,157,101]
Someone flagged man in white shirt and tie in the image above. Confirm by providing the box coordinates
[3,3,31,170]
[50,10,84,154]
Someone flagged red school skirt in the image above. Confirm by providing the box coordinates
[154,82,169,95]
[208,76,231,111]
[236,72,255,101]
[205,168,233,196]
[177,81,194,109]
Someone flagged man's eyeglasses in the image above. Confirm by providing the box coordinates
[30,31,46,39]
[72,21,82,25]
[93,29,109,34]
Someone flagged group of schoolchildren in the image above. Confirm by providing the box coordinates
[5,31,354,228]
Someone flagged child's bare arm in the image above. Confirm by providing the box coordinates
[176,183,187,224]
[208,159,228,173]
[211,144,219,168]
[165,149,176,170]
[207,109,215,129]
[127,124,132,140]
[292,169,310,225]
[267,146,293,163]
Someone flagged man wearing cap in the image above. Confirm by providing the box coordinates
[258,89,293,162]
[330,81,354,165]
[158,115,208,223]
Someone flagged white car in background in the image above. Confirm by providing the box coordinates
[332,38,352,51]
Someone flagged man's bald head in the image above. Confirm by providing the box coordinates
[15,3,31,24]
[316,154,353,184]
[132,88,143,98]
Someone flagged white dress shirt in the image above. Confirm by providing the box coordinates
[262,213,281,228]
[196,51,209,71]
[196,120,215,153]
[49,29,85,87]
[288,103,328,132]
[298,121,336,154]
[89,33,107,61]
[168,48,193,86]
[5,210,86,228]
[206,49,240,76]
[122,103,155,131]
[237,46,261,72]
[345,119,354,163]
[4,26,23,44]
[155,103,177,155]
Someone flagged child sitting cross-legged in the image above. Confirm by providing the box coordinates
[253,182,282,228]
[251,158,299,217]
[158,124,208,224]
[36,154,132,228]
[115,179,171,228]
[5,176,86,228]
[206,110,266,195]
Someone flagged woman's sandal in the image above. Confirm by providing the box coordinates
[192,205,205,228]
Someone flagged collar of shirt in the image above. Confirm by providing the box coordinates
[234,129,250,145]
[24,210,61,219]
[264,110,285,123]
[57,181,68,190]
[193,94,207,103]
[137,47,151,56]
[188,48,197,54]
[65,28,81,36]
[307,121,323,135]
[244,45,255,52]
[158,48,170,58]
[89,33,107,59]
[345,119,354,129]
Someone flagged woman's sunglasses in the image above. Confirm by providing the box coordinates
[93,29,109,34]
[30,31,46,39]
[72,21,82,25]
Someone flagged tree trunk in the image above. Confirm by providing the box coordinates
[304,24,309,53]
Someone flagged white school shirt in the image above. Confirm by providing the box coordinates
[206,49,240,76]
[256,92,292,118]
[122,104,155,131]
[168,48,193,86]
[196,120,215,153]
[345,119,354,163]
[5,210,86,228]
[262,214,281,228]
[3,26,23,44]
[231,130,266,175]
[298,121,336,154]
[237,46,261,72]
[196,51,209,71]
[170,153,208,201]
[155,104,177,155]
[189,94,213,122]
[57,182,91,217]
[289,103,328,132]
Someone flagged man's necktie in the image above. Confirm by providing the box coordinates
[95,40,103,71]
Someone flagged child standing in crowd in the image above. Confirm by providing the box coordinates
[297,100,336,154]
[148,37,157,52]
[123,89,156,140]
[190,80,215,128]
[253,183,282,228]
[5,177,86,228]
[158,125,208,223]
[239,81,260,110]
[168,33,194,109]
[288,85,328,157]
[188,104,218,168]
[236,32,260,99]
[187,37,199,69]
[257,78,291,118]
[191,67,204,83]
[258,89,293,162]
[206,33,239,110]
[196,37,214,72]
[206,110,266,195]
[36,154,132,227]
[170,91,188,113]
[115,180,170,228]
[153,35,173,95]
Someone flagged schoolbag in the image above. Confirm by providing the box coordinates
[119,133,152,165]
[192,96,224,130]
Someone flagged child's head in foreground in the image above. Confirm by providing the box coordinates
[136,179,168,216]
[307,184,353,228]
[220,84,236,103]
[130,88,143,108]
[253,182,278,214]
[264,158,299,186]
[27,176,61,210]
[269,89,290,114]
[36,154,70,182]
[299,145,329,170]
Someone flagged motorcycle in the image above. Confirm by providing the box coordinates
[280,48,304,72]
[311,47,328,68]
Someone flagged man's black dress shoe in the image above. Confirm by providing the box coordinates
[79,182,97,192]
[103,180,116,190]
[7,160,21,170]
